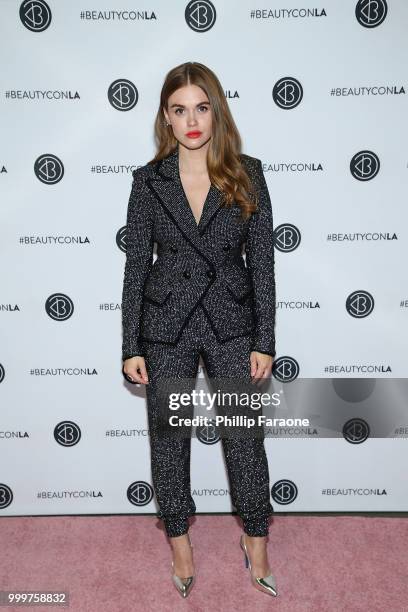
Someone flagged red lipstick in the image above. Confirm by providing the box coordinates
[186,131,202,138]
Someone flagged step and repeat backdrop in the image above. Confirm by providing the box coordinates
[1,0,407,516]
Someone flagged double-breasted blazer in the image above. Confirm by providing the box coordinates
[121,145,276,361]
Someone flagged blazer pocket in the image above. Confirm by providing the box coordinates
[223,266,253,303]
[143,276,172,306]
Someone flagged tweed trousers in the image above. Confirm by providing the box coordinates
[141,303,274,538]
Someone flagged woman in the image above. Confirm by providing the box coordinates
[122,62,277,598]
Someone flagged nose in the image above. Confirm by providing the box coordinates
[187,111,198,126]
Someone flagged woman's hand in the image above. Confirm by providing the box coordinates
[250,351,273,386]
[123,356,149,385]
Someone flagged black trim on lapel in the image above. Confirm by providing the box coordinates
[146,146,223,265]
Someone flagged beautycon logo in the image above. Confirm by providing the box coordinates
[127,481,154,506]
[272,77,303,109]
[343,418,370,443]
[54,421,81,447]
[350,151,380,181]
[271,479,298,505]
[116,226,127,253]
[34,154,64,184]
[346,291,375,318]
[108,79,138,111]
[0,484,13,509]
[355,0,388,28]
[274,224,301,253]
[196,419,221,444]
[272,357,300,383]
[20,0,52,32]
[45,293,74,321]
[185,0,216,32]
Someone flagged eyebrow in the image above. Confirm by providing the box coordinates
[169,101,210,108]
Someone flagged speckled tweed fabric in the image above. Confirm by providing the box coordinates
[142,303,274,538]
[121,144,276,537]
[121,144,276,361]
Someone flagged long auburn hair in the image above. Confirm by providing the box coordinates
[148,62,259,220]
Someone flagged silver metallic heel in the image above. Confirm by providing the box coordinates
[171,532,196,598]
[240,533,278,597]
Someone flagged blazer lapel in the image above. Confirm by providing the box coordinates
[146,146,223,265]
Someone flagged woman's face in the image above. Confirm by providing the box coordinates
[163,84,212,150]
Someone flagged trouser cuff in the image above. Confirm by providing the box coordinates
[164,518,190,538]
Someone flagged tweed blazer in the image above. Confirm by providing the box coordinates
[121,145,276,361]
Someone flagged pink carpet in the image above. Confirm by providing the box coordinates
[1,514,407,611]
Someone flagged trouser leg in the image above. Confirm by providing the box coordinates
[141,317,200,538]
[198,307,274,536]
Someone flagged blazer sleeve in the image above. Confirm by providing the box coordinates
[121,168,154,361]
[245,158,276,357]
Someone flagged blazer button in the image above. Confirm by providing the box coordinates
[183,269,191,279]
[206,269,215,278]
[170,245,178,253]
[223,243,231,251]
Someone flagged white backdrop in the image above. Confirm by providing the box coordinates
[1,0,407,516]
